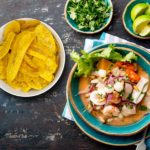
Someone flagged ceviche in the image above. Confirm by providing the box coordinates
[71,45,150,126]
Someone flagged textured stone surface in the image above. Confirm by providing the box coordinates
[0,0,149,149]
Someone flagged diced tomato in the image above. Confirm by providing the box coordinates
[115,62,123,67]
[115,62,140,83]
[126,65,135,71]
[126,69,140,83]
[116,62,135,71]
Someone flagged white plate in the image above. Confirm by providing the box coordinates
[0,18,65,97]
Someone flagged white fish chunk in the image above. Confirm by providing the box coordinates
[121,105,136,117]
[132,77,149,104]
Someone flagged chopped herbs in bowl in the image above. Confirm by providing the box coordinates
[64,0,113,34]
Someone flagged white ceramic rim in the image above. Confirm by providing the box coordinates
[0,18,65,97]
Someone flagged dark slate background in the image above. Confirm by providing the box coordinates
[0,0,149,149]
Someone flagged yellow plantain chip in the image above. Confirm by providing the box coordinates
[21,85,31,92]
[18,82,29,92]
[23,55,38,69]
[10,35,17,50]
[40,70,54,82]
[20,62,41,77]
[0,32,15,60]
[23,27,36,32]
[17,19,40,30]
[27,49,47,61]
[8,73,22,89]
[46,58,58,74]
[31,55,58,76]
[32,77,49,89]
[22,73,31,82]
[46,55,57,63]
[22,86,31,92]
[28,79,43,90]
[38,77,49,85]
[40,58,58,82]
[31,42,52,57]
[35,24,57,54]
[0,66,5,79]
[4,20,20,39]
[0,55,9,79]
[10,72,31,92]
[32,57,46,70]
[9,81,20,89]
[16,72,25,82]
[6,31,35,82]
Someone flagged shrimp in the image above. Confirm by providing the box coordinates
[102,105,120,118]
[90,90,106,106]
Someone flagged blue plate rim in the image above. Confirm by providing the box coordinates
[67,92,150,146]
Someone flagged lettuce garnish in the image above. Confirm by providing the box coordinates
[70,45,138,77]
[122,52,137,62]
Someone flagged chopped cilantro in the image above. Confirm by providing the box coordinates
[67,0,111,31]
[128,93,134,102]
[119,89,125,96]
[141,92,146,94]
[106,85,112,89]
[139,105,148,111]
[129,105,133,109]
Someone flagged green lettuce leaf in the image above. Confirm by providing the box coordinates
[121,52,137,62]
[70,50,95,77]
[70,51,80,62]
[70,45,138,77]
[93,45,122,61]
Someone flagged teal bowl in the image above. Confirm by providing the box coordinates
[67,43,150,136]
[64,0,113,34]
[122,0,150,39]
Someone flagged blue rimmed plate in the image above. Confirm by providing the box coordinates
[67,43,150,136]
[67,97,150,146]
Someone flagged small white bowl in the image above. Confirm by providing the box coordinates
[0,18,65,97]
